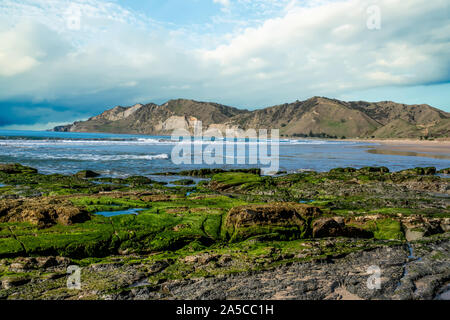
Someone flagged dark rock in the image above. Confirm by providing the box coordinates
[226,203,322,228]
[2,277,30,289]
[330,167,356,173]
[74,170,100,178]
[0,163,37,174]
[399,167,436,175]
[358,166,390,173]
[312,218,343,238]
[312,218,373,238]
[171,179,195,185]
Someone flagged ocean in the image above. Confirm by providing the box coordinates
[0,130,448,177]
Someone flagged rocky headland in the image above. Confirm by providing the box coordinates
[52,97,450,139]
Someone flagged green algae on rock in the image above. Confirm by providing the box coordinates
[0,163,448,300]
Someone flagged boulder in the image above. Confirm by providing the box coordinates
[74,170,100,178]
[312,218,343,238]
[226,203,321,229]
[1,277,30,290]
[405,228,425,241]
[312,218,372,238]
[403,217,444,241]
[399,167,436,175]
[358,166,390,173]
[224,203,322,241]
[440,218,450,232]
[171,179,195,186]
[0,198,90,228]
[0,163,37,174]
[329,167,356,173]
[182,253,218,265]
[140,194,181,202]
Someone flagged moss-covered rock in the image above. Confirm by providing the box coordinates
[312,218,373,239]
[210,172,264,191]
[155,168,261,178]
[74,170,100,178]
[398,167,436,175]
[329,167,356,173]
[223,203,322,241]
[0,163,37,175]
[357,166,390,173]
[0,198,91,228]
[172,179,195,186]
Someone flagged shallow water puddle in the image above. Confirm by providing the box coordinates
[395,242,422,290]
[95,208,144,217]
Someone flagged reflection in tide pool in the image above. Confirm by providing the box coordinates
[95,208,144,217]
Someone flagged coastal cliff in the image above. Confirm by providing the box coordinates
[52,97,450,139]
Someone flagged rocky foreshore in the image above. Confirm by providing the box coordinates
[0,163,449,300]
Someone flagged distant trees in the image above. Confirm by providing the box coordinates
[292,132,339,139]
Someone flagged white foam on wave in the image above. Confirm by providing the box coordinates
[0,139,171,147]
[3,152,170,161]
[0,138,361,148]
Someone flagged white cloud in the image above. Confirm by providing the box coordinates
[0,121,74,131]
[214,0,231,7]
[0,0,448,114]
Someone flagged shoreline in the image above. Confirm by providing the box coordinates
[349,139,450,155]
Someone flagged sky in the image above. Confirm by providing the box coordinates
[0,0,449,130]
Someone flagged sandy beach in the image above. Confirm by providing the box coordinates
[361,139,450,152]
[351,139,450,160]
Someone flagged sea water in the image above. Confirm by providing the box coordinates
[0,130,448,177]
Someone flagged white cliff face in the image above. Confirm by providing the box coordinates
[161,116,190,131]
[158,116,248,136]
[93,104,143,121]
[123,104,143,118]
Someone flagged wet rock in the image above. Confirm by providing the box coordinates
[148,260,169,274]
[140,195,181,202]
[330,167,357,173]
[333,217,345,225]
[440,219,450,232]
[226,203,321,228]
[224,203,322,241]
[0,163,37,174]
[1,277,30,289]
[74,170,100,178]
[0,198,90,227]
[312,218,343,238]
[9,257,37,271]
[43,273,66,280]
[403,217,444,241]
[405,228,426,241]
[172,179,195,186]
[399,167,437,175]
[218,255,233,266]
[36,256,58,268]
[312,218,372,238]
[358,166,390,173]
[183,253,219,265]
